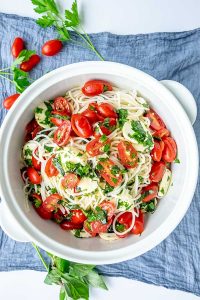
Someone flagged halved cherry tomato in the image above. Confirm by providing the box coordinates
[71,114,93,138]
[32,148,41,171]
[94,118,117,137]
[151,140,164,162]
[11,37,25,58]
[99,159,122,187]
[61,173,80,189]
[52,209,65,223]
[118,141,138,168]
[84,220,97,237]
[25,118,39,141]
[84,218,112,236]
[82,109,99,124]
[146,109,165,131]
[50,116,65,127]
[141,183,158,202]
[43,193,62,213]
[27,167,41,184]
[82,80,112,97]
[3,94,20,109]
[118,211,132,226]
[45,156,59,177]
[150,161,166,182]
[53,97,71,115]
[20,54,40,72]
[153,128,170,139]
[60,221,83,230]
[31,125,42,139]
[42,40,63,56]
[31,193,52,220]
[53,120,71,146]
[70,209,87,224]
[99,200,116,220]
[162,137,177,163]
[86,136,110,157]
[97,103,117,118]
[50,110,70,126]
[131,210,144,235]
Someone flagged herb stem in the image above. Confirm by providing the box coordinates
[32,242,49,271]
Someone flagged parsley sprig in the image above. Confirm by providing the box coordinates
[31,0,104,61]
[32,243,108,300]
[0,50,35,92]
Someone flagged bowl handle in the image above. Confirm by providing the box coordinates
[0,201,30,242]
[160,80,197,125]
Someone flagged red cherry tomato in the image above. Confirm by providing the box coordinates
[11,37,25,58]
[71,114,93,138]
[25,118,40,141]
[151,140,164,162]
[162,137,177,163]
[26,118,39,133]
[86,136,110,157]
[43,193,62,213]
[61,173,80,189]
[83,220,97,237]
[53,120,71,147]
[32,148,41,171]
[150,161,166,182]
[31,125,42,139]
[31,193,52,220]
[97,103,117,118]
[82,80,112,96]
[117,211,132,226]
[82,109,99,124]
[20,54,40,72]
[60,221,83,230]
[131,210,144,235]
[3,94,20,109]
[94,118,117,137]
[53,97,71,115]
[99,200,116,220]
[45,156,59,177]
[50,116,65,127]
[118,141,138,168]
[153,128,170,139]
[84,218,112,236]
[99,159,122,187]
[70,209,87,224]
[52,209,65,223]
[27,167,41,184]
[146,109,165,131]
[42,39,63,56]
[141,183,158,202]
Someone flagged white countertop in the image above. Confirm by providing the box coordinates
[0,0,200,299]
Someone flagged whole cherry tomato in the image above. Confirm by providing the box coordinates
[98,159,122,187]
[151,140,164,162]
[97,103,117,118]
[118,141,138,168]
[131,210,144,235]
[61,173,80,189]
[42,40,63,56]
[53,120,71,146]
[71,114,93,138]
[162,137,177,163]
[141,183,158,202]
[53,97,71,115]
[60,221,83,230]
[27,167,41,184]
[32,148,41,171]
[45,155,59,177]
[70,209,87,224]
[86,135,110,157]
[25,118,40,141]
[11,37,25,58]
[99,200,116,220]
[150,161,166,182]
[82,80,112,96]
[20,54,40,72]
[43,193,62,213]
[31,193,52,220]
[146,109,165,131]
[3,94,20,109]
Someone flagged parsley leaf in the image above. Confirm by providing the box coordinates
[174,158,180,163]
[117,109,128,128]
[129,120,153,149]
[65,0,80,28]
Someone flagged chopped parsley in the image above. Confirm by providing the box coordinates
[128,120,153,150]
[104,183,114,194]
[117,109,128,128]
[53,158,65,176]
[140,199,157,213]
[65,161,94,178]
[117,200,131,210]
[24,148,32,157]
[100,134,107,143]
[44,145,53,152]
[87,207,107,224]
[115,223,125,232]
[74,229,81,238]
[35,107,43,114]
[25,159,32,166]
[50,187,58,194]
[102,118,110,128]
[111,165,120,175]
[96,163,103,171]
[112,178,118,184]
[174,158,180,163]
[160,188,165,194]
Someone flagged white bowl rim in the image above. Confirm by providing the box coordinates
[0,61,199,264]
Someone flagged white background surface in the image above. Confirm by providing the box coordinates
[0,0,200,299]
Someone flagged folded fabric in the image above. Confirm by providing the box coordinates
[0,12,200,296]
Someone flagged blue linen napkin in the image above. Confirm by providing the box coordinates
[0,12,200,296]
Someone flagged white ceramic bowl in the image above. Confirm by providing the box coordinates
[0,61,198,264]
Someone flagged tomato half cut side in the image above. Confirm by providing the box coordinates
[82,80,112,97]
[45,156,59,177]
[31,194,52,220]
[71,114,93,138]
[43,193,62,213]
[131,210,144,235]
[81,109,99,124]
[53,97,71,115]
[32,148,41,171]
[118,141,138,168]
[99,159,122,187]
[86,136,110,157]
[150,161,166,182]
[70,209,87,224]
[99,200,116,220]
[53,120,71,146]
[146,109,166,131]
[27,167,41,184]
[162,137,177,163]
[141,183,158,202]
[61,173,80,189]
[151,140,164,162]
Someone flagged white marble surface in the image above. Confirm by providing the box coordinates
[0,0,200,299]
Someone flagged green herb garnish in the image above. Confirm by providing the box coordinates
[128,120,153,149]
[140,199,157,213]
[117,109,128,128]
[174,158,180,163]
